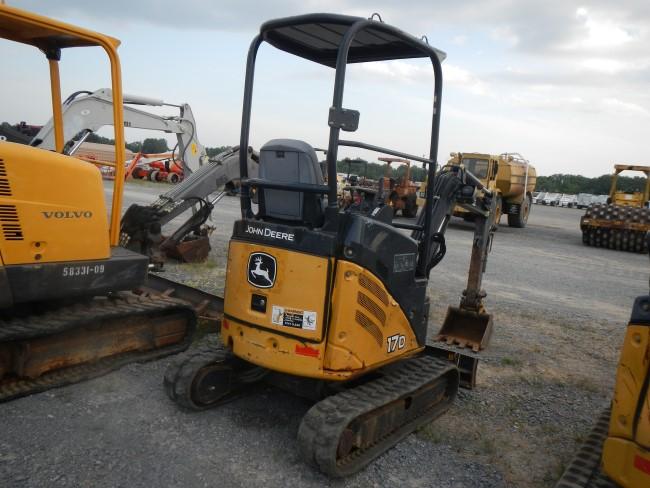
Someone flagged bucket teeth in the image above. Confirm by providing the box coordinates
[435,306,493,352]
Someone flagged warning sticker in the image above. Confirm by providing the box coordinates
[272,306,317,331]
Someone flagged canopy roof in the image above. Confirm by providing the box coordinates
[0,4,119,51]
[261,13,445,68]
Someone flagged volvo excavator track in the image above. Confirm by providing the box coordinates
[0,294,196,402]
[555,408,617,488]
[581,204,650,253]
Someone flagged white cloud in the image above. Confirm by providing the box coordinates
[451,34,468,46]
[490,25,519,47]
[602,97,650,117]
[443,64,488,95]
[575,7,633,49]
[359,61,488,96]
[579,58,629,74]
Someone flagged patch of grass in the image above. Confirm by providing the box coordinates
[571,376,601,393]
[540,423,561,435]
[417,426,450,444]
[181,257,221,271]
[544,459,568,484]
[478,437,497,456]
[500,356,523,367]
[520,374,546,388]
[574,432,587,444]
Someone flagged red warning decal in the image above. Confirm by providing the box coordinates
[634,454,650,475]
[295,344,319,358]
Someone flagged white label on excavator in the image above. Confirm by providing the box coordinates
[271,306,317,330]
[387,334,406,353]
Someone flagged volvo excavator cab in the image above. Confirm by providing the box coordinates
[165,13,498,476]
[0,4,197,401]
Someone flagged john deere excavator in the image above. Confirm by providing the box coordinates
[0,4,217,402]
[581,164,650,253]
[556,235,650,488]
[164,13,498,476]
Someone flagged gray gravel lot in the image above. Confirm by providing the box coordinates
[1,182,647,488]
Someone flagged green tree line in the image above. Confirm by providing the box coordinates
[83,133,230,158]
[536,174,646,194]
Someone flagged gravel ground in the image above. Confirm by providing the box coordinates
[1,183,648,488]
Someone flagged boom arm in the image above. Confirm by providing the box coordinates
[412,165,497,353]
[120,146,259,266]
[31,88,208,173]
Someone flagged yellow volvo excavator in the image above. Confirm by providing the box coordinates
[165,13,498,476]
[0,5,209,402]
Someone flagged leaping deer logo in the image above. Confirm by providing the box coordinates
[248,253,276,288]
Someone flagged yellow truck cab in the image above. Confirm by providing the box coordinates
[418,152,536,228]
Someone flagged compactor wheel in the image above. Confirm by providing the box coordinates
[297,355,458,477]
[163,336,266,411]
[580,204,650,252]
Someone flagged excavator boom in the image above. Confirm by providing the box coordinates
[30,88,208,174]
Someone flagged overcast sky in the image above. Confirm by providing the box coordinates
[3,1,649,176]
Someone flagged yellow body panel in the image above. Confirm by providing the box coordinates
[603,323,650,486]
[0,142,110,264]
[324,261,421,371]
[612,191,645,208]
[603,438,650,488]
[222,243,421,381]
[224,241,330,342]
[608,325,650,445]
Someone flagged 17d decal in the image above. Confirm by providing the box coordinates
[386,334,406,353]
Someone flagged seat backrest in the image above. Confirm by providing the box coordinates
[258,139,324,226]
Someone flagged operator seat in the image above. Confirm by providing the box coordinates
[258,139,324,227]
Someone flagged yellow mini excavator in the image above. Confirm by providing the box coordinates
[165,13,498,476]
[0,5,207,401]
[556,236,650,488]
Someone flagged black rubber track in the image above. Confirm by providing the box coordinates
[555,408,617,488]
[163,336,267,411]
[0,294,196,402]
[297,355,459,477]
[163,337,233,410]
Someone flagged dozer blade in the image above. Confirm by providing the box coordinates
[436,306,493,352]
[0,294,197,402]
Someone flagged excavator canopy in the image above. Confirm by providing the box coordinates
[0,4,120,50]
[260,13,445,67]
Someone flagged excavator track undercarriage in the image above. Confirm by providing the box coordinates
[165,342,459,477]
[297,355,458,477]
[0,294,196,402]
[163,336,267,410]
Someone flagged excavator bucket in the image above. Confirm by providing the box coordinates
[436,306,493,352]
[165,235,211,263]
